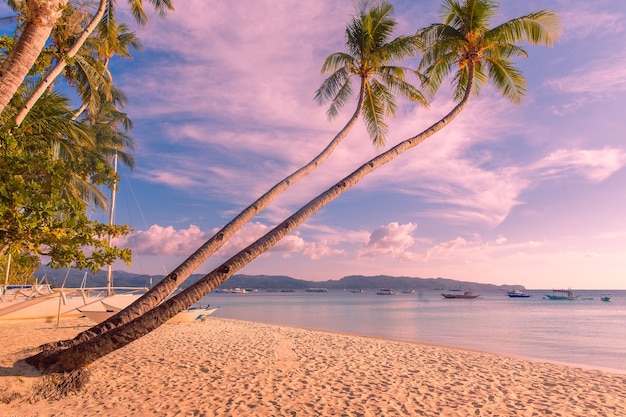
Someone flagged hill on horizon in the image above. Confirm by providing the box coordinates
[34,269,524,292]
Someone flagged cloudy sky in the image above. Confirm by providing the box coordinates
[11,0,626,289]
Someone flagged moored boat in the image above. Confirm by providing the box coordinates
[82,300,220,324]
[507,289,531,298]
[600,295,611,302]
[441,291,480,299]
[215,287,249,293]
[77,292,147,323]
[305,288,329,293]
[166,306,220,323]
[376,288,396,295]
[0,286,145,321]
[545,289,579,300]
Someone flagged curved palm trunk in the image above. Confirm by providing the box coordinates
[41,80,367,351]
[12,0,108,126]
[27,69,474,373]
[0,0,67,116]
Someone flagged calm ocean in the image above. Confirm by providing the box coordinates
[200,289,626,374]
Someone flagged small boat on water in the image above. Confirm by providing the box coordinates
[305,288,329,293]
[376,288,396,295]
[601,295,611,302]
[507,289,531,298]
[545,289,579,300]
[215,287,248,293]
[441,291,480,299]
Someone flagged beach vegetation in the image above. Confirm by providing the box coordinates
[25,0,561,375]
[0,1,166,272]
[0,0,174,123]
[0,91,134,271]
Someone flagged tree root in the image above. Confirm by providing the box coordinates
[30,368,90,402]
[0,390,22,404]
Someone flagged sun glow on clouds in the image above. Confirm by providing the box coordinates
[106,1,626,288]
[119,222,344,261]
[358,222,418,261]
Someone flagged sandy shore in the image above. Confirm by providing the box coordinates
[1,317,625,417]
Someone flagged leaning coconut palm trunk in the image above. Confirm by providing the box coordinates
[43,0,426,351]
[0,0,67,115]
[28,0,560,372]
[45,80,365,350]
[26,67,474,373]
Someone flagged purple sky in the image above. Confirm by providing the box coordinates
[8,1,626,289]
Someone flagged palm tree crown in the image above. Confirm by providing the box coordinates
[418,0,561,104]
[315,0,427,147]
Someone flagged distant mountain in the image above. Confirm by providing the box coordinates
[35,269,524,292]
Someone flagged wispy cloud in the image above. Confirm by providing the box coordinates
[546,58,626,96]
[527,147,626,182]
[559,5,624,40]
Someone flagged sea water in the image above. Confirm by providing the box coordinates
[200,289,626,374]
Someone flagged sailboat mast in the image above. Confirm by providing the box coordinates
[3,253,10,288]
[106,151,119,296]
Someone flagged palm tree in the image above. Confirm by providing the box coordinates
[72,13,142,119]
[0,0,173,124]
[49,0,427,349]
[0,0,67,115]
[315,0,426,148]
[27,0,561,374]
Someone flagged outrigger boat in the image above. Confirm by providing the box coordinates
[441,291,480,299]
[545,289,579,300]
[80,300,219,324]
[507,289,531,298]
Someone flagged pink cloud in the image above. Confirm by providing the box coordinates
[116,224,208,256]
[358,222,418,260]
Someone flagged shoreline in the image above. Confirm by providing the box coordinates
[237,320,626,376]
[1,317,625,416]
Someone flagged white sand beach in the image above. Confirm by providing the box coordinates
[1,317,625,417]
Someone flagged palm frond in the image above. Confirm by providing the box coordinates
[127,0,174,26]
[377,66,428,107]
[419,0,560,104]
[326,76,353,120]
[487,10,562,47]
[317,0,424,144]
[315,68,350,105]
[362,80,388,148]
[485,57,526,105]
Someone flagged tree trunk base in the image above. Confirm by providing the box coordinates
[30,368,90,401]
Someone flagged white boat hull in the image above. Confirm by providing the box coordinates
[84,302,219,324]
[78,293,146,323]
[0,290,105,320]
[167,307,219,323]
